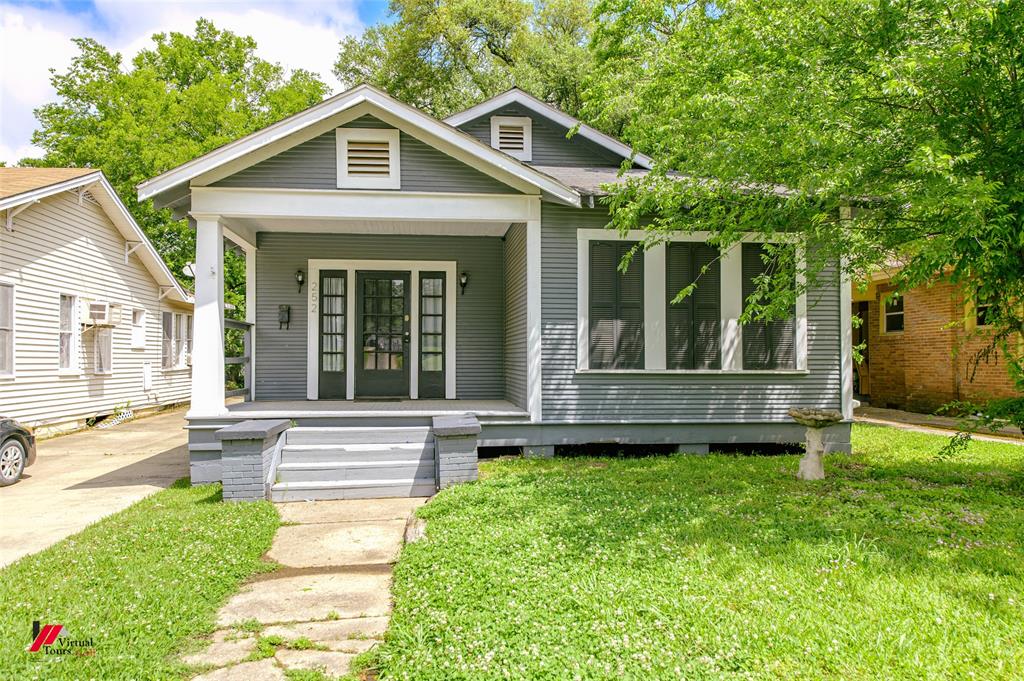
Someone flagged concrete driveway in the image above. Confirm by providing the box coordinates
[0,407,189,567]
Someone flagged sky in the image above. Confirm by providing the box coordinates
[0,0,390,164]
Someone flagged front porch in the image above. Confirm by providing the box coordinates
[225,399,529,420]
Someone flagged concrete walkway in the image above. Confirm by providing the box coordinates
[855,405,1023,445]
[190,498,425,680]
[0,407,189,567]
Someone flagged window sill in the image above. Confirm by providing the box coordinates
[57,369,82,377]
[576,368,811,376]
[0,374,14,381]
[162,366,191,373]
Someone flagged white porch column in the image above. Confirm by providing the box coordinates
[526,204,543,422]
[189,216,227,416]
[720,243,744,370]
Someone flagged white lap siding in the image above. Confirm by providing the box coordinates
[0,191,191,428]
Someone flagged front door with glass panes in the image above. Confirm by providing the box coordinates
[356,271,410,397]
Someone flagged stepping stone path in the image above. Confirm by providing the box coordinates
[188,497,426,680]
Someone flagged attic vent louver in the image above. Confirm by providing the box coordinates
[336,127,401,189]
[490,115,532,161]
[347,140,391,176]
[497,124,525,152]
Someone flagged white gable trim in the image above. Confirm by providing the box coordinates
[1,172,191,305]
[445,89,654,170]
[138,84,580,207]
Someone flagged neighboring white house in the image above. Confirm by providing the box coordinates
[0,168,193,433]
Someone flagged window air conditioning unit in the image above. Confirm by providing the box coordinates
[81,300,121,327]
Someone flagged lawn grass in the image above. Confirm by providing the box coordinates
[0,480,279,679]
[378,425,1024,679]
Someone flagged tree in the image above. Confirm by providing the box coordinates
[586,0,1024,404]
[334,0,595,117]
[27,19,329,312]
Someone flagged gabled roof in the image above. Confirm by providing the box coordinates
[0,167,97,201]
[1,168,191,305]
[445,88,654,170]
[138,84,581,208]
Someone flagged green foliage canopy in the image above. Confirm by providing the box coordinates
[27,19,329,312]
[586,0,1024,387]
[334,0,595,117]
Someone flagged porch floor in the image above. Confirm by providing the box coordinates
[227,399,528,419]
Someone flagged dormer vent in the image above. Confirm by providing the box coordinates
[490,115,532,162]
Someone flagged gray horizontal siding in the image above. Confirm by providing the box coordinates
[216,115,518,194]
[255,232,505,400]
[540,203,843,423]
[457,103,627,167]
[503,223,527,408]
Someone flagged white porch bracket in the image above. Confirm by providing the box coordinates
[4,201,36,231]
[157,286,175,301]
[124,240,143,263]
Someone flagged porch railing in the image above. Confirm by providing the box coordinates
[225,318,253,400]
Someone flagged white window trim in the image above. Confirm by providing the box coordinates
[130,308,147,350]
[881,293,904,335]
[93,327,113,375]
[490,115,533,162]
[306,259,458,401]
[0,280,15,379]
[576,229,809,374]
[336,127,401,190]
[58,292,81,374]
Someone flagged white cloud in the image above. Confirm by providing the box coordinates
[0,1,364,164]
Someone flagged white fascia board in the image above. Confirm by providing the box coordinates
[445,89,654,170]
[191,187,542,223]
[138,83,580,207]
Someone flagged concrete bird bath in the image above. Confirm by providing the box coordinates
[788,407,843,480]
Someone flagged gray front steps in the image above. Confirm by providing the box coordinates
[271,426,436,501]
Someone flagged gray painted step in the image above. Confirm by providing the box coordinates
[271,479,436,502]
[282,442,434,463]
[286,426,432,446]
[276,459,435,483]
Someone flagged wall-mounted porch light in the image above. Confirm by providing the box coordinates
[296,269,305,294]
[459,271,469,295]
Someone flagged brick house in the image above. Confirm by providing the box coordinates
[852,273,1019,413]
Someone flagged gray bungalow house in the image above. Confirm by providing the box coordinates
[138,85,853,501]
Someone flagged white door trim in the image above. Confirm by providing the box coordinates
[307,259,457,400]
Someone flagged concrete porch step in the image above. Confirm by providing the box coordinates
[286,426,432,446]
[271,479,436,502]
[276,459,435,483]
[282,442,434,462]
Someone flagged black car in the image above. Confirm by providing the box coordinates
[0,417,35,486]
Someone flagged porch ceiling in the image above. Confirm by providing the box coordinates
[225,217,515,238]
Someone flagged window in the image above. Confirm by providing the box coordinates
[589,241,644,369]
[0,283,12,376]
[94,327,112,374]
[883,293,904,333]
[976,303,992,328]
[741,243,796,370]
[419,273,445,398]
[336,128,401,189]
[490,116,532,161]
[174,313,186,368]
[162,311,173,368]
[185,314,193,365]
[131,309,146,349]
[162,311,192,368]
[60,294,78,370]
[666,243,721,369]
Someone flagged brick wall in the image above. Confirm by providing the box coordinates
[857,280,1019,412]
